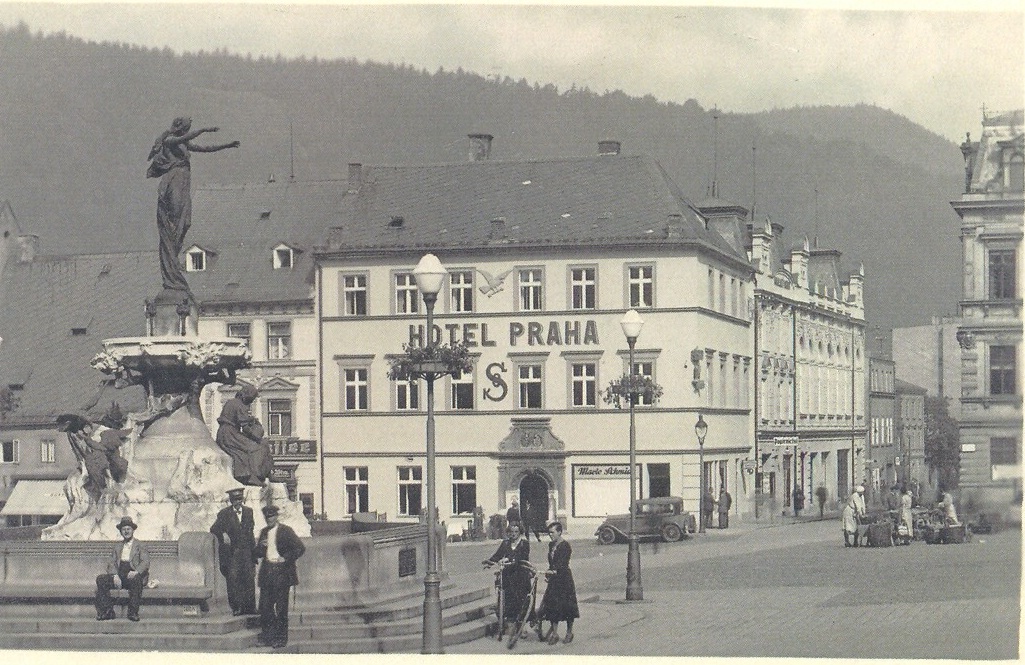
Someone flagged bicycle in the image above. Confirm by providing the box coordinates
[505,560,542,650]
[482,558,508,641]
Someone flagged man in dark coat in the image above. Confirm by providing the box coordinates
[255,505,306,648]
[717,488,733,529]
[210,487,256,616]
[702,487,716,530]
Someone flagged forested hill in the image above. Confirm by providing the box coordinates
[0,23,965,330]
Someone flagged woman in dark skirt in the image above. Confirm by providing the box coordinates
[483,523,532,635]
[538,521,579,644]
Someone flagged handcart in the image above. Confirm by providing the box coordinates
[860,511,895,547]
[920,510,971,544]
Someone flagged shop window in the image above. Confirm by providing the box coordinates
[398,466,423,517]
[627,265,654,308]
[266,322,291,360]
[342,273,368,316]
[519,268,544,311]
[266,399,293,437]
[451,466,477,515]
[570,267,596,310]
[450,270,474,313]
[343,466,369,514]
[989,346,1017,395]
[647,463,670,498]
[395,272,420,314]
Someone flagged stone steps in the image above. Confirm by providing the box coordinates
[274,617,494,654]
[290,596,494,640]
[0,620,260,652]
[0,583,496,653]
[0,615,247,636]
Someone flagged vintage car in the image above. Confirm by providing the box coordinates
[595,496,697,544]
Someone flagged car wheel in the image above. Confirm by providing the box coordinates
[661,523,683,543]
[597,527,617,545]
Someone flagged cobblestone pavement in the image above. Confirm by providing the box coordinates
[445,519,1021,659]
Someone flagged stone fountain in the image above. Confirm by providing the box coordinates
[42,291,310,541]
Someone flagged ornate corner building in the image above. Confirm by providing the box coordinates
[951,110,1024,504]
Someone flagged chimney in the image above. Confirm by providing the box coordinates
[468,134,493,162]
[664,213,684,239]
[347,163,363,193]
[598,140,621,156]
[489,217,507,241]
[16,234,38,263]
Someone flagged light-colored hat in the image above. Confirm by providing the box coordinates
[226,488,245,498]
[855,485,865,493]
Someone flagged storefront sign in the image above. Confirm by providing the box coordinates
[574,464,631,478]
[268,438,317,460]
[773,436,799,447]
[409,319,600,348]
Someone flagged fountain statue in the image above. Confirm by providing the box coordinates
[42,118,308,540]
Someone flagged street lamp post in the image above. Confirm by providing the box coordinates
[413,253,447,654]
[620,309,644,602]
[695,414,708,534]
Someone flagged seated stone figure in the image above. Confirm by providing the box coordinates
[56,413,132,494]
[215,384,273,486]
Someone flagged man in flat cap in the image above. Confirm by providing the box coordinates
[210,487,257,616]
[95,516,150,621]
[254,505,305,648]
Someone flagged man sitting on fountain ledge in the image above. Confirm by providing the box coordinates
[95,516,150,622]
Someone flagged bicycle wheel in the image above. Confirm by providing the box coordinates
[507,576,538,650]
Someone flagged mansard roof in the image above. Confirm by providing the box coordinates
[314,153,749,269]
[0,252,153,426]
[186,181,335,306]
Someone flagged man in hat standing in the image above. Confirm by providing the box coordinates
[210,487,256,616]
[254,505,305,648]
[95,516,150,621]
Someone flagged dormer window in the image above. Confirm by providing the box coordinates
[186,247,207,272]
[273,243,299,270]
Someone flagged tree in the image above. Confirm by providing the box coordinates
[924,396,959,494]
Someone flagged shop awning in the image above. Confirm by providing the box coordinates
[0,480,69,516]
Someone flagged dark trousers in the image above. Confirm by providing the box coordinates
[718,512,729,529]
[259,564,293,645]
[224,548,256,614]
[96,561,144,618]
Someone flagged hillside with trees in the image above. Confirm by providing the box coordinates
[0,23,965,330]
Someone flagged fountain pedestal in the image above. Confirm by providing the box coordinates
[43,335,310,540]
